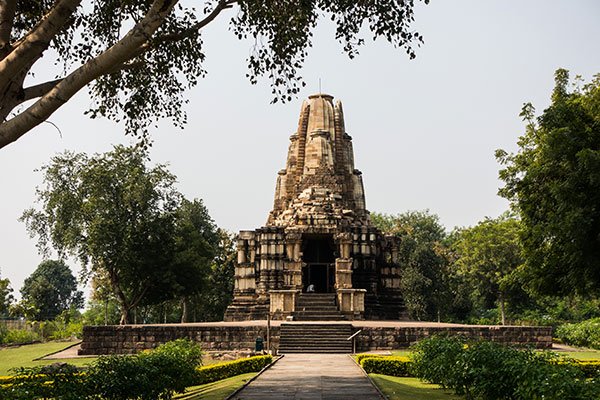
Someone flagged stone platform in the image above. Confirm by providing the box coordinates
[78,320,552,355]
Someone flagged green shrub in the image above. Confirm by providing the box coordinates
[556,318,600,349]
[196,355,273,385]
[411,336,600,400]
[0,339,203,400]
[360,356,412,377]
[1,329,41,345]
[87,339,202,400]
[1,363,86,400]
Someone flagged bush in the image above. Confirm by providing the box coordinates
[87,339,202,400]
[360,356,411,377]
[411,336,600,400]
[1,329,41,345]
[196,355,273,385]
[1,363,86,400]
[0,339,203,400]
[556,318,600,349]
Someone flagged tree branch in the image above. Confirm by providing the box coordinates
[151,0,237,44]
[0,0,17,59]
[0,0,179,149]
[20,60,144,103]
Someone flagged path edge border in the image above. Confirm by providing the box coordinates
[225,354,284,400]
[348,354,388,400]
[35,341,84,361]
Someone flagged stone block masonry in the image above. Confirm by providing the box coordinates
[354,324,553,350]
[78,321,551,355]
[78,323,280,355]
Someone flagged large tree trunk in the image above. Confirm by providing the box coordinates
[0,0,177,148]
[119,306,131,325]
[181,297,189,323]
[499,291,506,326]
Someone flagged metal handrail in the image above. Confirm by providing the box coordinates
[346,329,362,341]
[347,329,363,354]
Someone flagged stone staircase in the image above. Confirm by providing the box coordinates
[278,323,354,353]
[293,293,346,321]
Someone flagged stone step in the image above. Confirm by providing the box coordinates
[279,322,354,353]
[278,349,352,354]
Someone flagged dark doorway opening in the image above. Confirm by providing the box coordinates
[302,235,335,293]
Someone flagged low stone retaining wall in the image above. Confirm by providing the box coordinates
[78,324,280,355]
[79,322,552,355]
[354,325,553,351]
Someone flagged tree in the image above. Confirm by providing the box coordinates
[188,229,236,322]
[372,210,451,321]
[20,259,83,320]
[0,269,14,318]
[0,0,428,149]
[159,198,220,322]
[452,214,523,325]
[497,69,600,296]
[21,145,181,324]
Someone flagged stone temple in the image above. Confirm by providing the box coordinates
[225,94,404,321]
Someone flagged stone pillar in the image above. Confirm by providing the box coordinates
[233,231,257,296]
[269,290,300,320]
[335,232,353,290]
[283,232,303,290]
[336,288,366,320]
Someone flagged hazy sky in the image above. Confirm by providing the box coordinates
[1,0,599,298]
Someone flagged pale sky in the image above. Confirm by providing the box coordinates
[1,0,599,299]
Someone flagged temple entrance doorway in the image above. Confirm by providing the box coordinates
[302,235,335,293]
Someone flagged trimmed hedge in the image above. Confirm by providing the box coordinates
[565,359,600,378]
[355,353,386,364]
[196,355,273,385]
[360,356,412,377]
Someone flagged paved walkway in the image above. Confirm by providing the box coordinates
[231,354,383,400]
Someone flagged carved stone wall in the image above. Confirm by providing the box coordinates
[224,94,404,321]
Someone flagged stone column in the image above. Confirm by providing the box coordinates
[334,232,353,290]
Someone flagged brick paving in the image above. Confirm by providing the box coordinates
[231,354,383,400]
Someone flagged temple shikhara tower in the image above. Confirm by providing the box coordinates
[225,94,404,321]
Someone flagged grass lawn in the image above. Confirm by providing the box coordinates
[370,374,463,400]
[174,372,256,400]
[390,349,412,357]
[0,341,96,375]
[558,349,600,360]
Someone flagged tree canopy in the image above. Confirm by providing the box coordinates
[497,69,600,297]
[0,270,13,318]
[0,0,428,149]
[21,145,190,323]
[372,210,450,321]
[452,214,523,325]
[20,259,83,321]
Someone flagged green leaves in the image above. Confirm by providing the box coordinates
[411,336,600,400]
[19,260,83,321]
[497,69,600,296]
[20,145,211,324]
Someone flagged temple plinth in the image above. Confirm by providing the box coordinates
[224,94,405,321]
